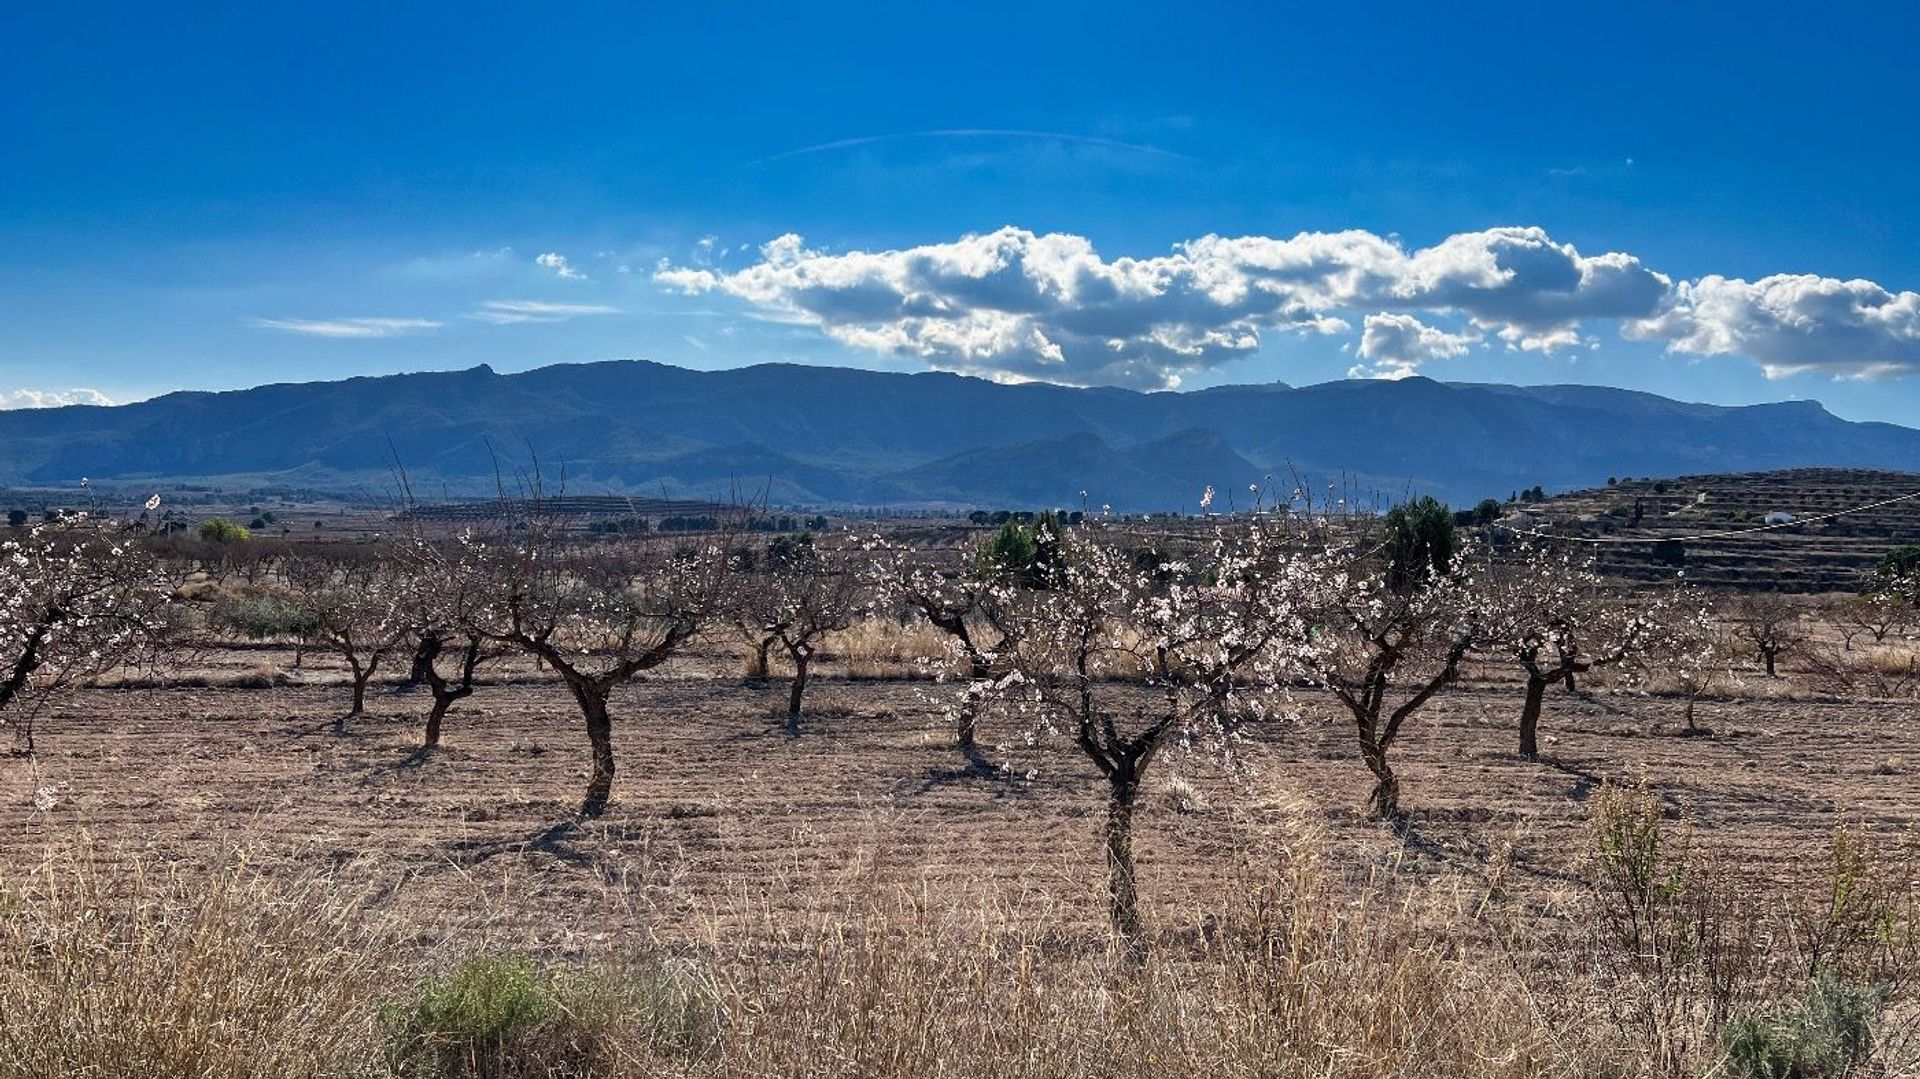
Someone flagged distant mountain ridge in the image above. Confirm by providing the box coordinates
[2,359,1918,511]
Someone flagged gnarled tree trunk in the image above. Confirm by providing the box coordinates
[1360,736,1400,820]
[424,697,451,749]
[570,680,617,818]
[340,650,379,733]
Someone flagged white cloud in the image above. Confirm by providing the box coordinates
[654,225,1664,388]
[1350,313,1479,379]
[656,223,1920,387]
[536,251,586,280]
[0,388,112,409]
[1627,273,1920,379]
[470,300,623,325]
[249,316,442,338]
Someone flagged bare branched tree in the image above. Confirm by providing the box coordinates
[1480,543,1711,758]
[733,532,866,734]
[1727,592,1807,678]
[284,548,408,730]
[1829,590,1915,651]
[460,519,730,817]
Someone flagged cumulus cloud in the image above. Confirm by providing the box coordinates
[654,225,1669,388]
[0,388,112,409]
[249,316,442,338]
[1351,313,1480,379]
[470,300,623,325]
[656,225,1920,386]
[1627,273,1920,379]
[536,251,586,280]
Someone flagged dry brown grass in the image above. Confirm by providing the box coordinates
[14,643,1920,1077]
[0,833,1567,1079]
[0,844,399,1078]
[824,617,956,679]
[6,800,1916,1078]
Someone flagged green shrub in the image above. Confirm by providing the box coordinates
[1382,495,1456,593]
[1721,973,1887,1078]
[977,512,1068,589]
[383,955,551,1078]
[199,518,250,543]
[382,954,723,1077]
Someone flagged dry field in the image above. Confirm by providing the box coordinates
[6,651,1916,940]
[6,633,1920,1078]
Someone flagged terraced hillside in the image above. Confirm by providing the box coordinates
[1511,468,1920,592]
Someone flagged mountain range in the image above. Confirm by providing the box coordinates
[3,360,1918,511]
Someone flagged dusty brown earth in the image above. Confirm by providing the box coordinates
[4,643,1916,958]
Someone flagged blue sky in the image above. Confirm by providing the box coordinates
[5,2,1920,421]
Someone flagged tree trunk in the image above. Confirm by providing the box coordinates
[1763,647,1778,678]
[578,686,616,818]
[785,652,809,735]
[1361,738,1400,820]
[956,655,989,764]
[1518,674,1549,759]
[956,698,979,751]
[748,637,772,681]
[424,695,450,749]
[351,660,373,708]
[403,634,437,689]
[339,654,370,733]
[1105,768,1146,962]
[1562,668,1577,693]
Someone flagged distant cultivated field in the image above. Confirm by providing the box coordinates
[1529,467,1920,591]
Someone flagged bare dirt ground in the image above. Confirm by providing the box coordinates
[5,644,1916,959]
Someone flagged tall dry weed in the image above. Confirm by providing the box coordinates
[0,846,397,1078]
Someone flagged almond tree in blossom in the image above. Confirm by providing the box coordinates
[981,519,1328,958]
[871,538,1030,769]
[0,514,174,757]
[458,518,731,817]
[1479,541,1711,758]
[1298,541,1480,821]
[391,534,502,751]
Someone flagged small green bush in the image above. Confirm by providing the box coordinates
[977,512,1069,589]
[1721,973,1887,1079]
[383,955,551,1078]
[1382,495,1457,593]
[382,954,723,1077]
[200,517,251,543]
